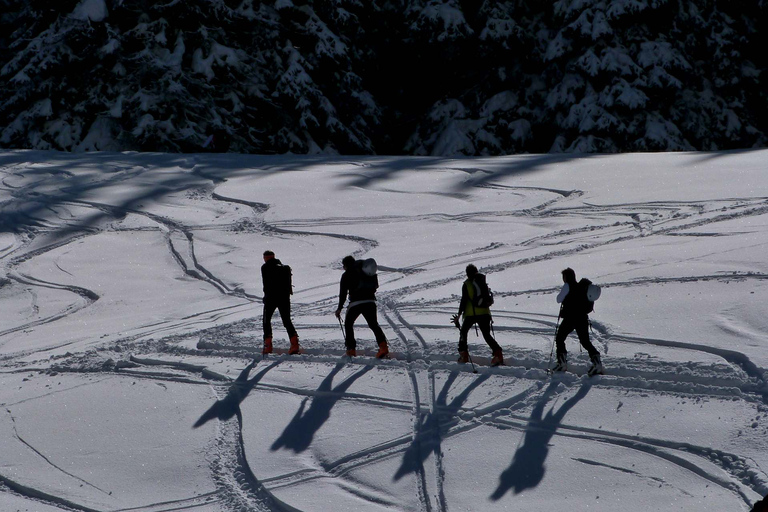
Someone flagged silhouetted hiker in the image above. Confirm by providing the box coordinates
[261,250,299,355]
[334,255,388,358]
[452,264,503,366]
[553,267,603,376]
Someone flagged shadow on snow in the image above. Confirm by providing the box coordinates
[490,380,592,500]
[192,359,279,429]
[270,362,373,453]
[0,150,596,236]
[393,371,490,482]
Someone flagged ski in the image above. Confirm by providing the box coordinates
[249,346,513,370]
[548,367,605,378]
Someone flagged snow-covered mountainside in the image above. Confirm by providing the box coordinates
[1,149,768,511]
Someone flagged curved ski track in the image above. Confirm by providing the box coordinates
[2,159,768,511]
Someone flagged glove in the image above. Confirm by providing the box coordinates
[451,314,461,329]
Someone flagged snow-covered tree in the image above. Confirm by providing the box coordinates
[404,1,544,155]
[538,0,766,152]
[0,0,382,153]
[0,0,275,151]
[0,0,766,155]
[402,0,767,155]
[265,1,382,153]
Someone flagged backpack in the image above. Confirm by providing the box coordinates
[361,258,377,277]
[578,278,600,314]
[277,263,293,295]
[472,274,495,308]
[355,258,378,291]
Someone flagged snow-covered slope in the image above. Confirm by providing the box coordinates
[1,150,767,511]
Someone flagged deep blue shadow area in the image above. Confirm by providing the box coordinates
[490,380,591,500]
[0,150,597,236]
[193,359,279,428]
[270,362,373,454]
[393,371,490,482]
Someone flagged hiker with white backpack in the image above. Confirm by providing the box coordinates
[553,267,604,376]
[335,255,389,358]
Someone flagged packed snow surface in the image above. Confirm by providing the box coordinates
[1,150,767,511]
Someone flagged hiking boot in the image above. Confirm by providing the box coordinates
[552,352,567,372]
[376,342,389,359]
[457,350,470,364]
[289,335,301,355]
[262,338,273,355]
[345,348,357,357]
[491,350,504,367]
[588,353,604,376]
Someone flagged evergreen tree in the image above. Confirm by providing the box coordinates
[0,0,382,153]
[0,0,766,155]
[265,1,381,153]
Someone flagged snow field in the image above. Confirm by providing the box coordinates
[1,150,768,511]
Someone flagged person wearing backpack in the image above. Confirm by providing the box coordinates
[334,255,389,358]
[261,250,300,355]
[453,264,504,367]
[553,267,603,376]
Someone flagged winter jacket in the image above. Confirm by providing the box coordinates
[262,258,290,300]
[337,266,378,310]
[557,280,589,318]
[459,274,491,317]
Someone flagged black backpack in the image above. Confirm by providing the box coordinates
[277,263,293,295]
[472,274,495,308]
[577,278,598,314]
[355,259,378,292]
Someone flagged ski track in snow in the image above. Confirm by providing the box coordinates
[1,154,768,511]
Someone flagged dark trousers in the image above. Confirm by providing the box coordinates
[555,315,599,357]
[459,314,501,353]
[344,302,386,350]
[263,298,297,340]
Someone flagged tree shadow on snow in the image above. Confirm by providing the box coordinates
[192,359,279,429]
[0,151,328,235]
[270,362,373,454]
[448,153,603,192]
[393,371,490,481]
[490,380,592,500]
[0,151,597,239]
[335,153,601,194]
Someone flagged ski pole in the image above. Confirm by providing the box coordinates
[547,306,562,373]
[467,349,477,374]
